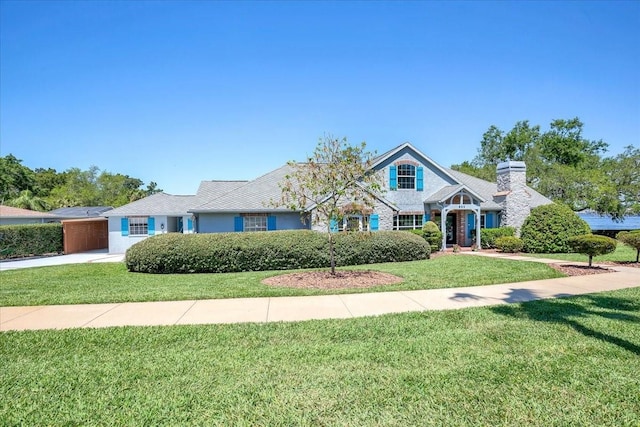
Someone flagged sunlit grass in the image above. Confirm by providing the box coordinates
[522,244,637,263]
[2,288,638,425]
[0,255,564,306]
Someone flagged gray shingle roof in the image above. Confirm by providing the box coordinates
[195,181,248,204]
[104,193,197,217]
[191,165,297,212]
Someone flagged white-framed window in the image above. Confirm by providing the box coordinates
[339,215,370,231]
[480,214,486,229]
[397,164,416,189]
[393,214,423,230]
[244,216,267,232]
[129,217,148,236]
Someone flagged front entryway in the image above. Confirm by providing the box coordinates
[446,213,457,245]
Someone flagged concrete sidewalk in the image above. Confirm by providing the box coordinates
[2,253,638,331]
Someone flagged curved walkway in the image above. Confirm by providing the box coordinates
[1,253,639,331]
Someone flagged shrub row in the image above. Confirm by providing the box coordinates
[0,223,63,259]
[126,230,431,274]
[494,236,524,253]
[481,227,516,249]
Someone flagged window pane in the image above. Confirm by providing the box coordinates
[129,217,148,236]
[244,216,267,232]
[397,165,415,189]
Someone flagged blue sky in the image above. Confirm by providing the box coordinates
[1,1,638,195]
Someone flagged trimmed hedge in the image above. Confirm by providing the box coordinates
[494,236,524,253]
[125,230,431,274]
[520,204,591,253]
[616,230,640,263]
[422,221,443,252]
[0,223,63,259]
[481,227,516,249]
[567,234,617,267]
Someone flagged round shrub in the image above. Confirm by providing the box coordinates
[494,236,524,253]
[520,204,591,253]
[125,230,430,274]
[481,227,516,249]
[422,221,443,252]
[567,234,617,267]
[617,230,640,263]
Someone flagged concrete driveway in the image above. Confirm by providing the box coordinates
[0,250,124,271]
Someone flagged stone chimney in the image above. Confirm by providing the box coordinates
[496,161,530,234]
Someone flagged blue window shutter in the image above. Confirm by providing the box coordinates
[187,218,193,231]
[389,165,397,190]
[486,213,494,228]
[267,216,276,231]
[416,167,424,191]
[423,213,430,223]
[370,214,379,231]
[148,217,155,235]
[330,218,338,233]
[121,218,129,236]
[234,216,243,232]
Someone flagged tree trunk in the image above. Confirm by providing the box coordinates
[588,254,593,268]
[329,233,336,275]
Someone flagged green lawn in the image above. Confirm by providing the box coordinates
[522,244,639,263]
[2,287,638,426]
[0,255,565,306]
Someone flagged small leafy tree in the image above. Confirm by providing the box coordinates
[567,235,617,267]
[422,221,442,252]
[276,135,381,274]
[617,230,640,263]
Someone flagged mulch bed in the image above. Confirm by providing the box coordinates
[548,263,614,276]
[262,252,635,290]
[262,270,404,290]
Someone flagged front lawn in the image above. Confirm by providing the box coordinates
[522,244,638,263]
[2,288,638,425]
[0,255,565,306]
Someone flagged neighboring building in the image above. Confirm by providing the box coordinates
[577,211,640,237]
[48,206,113,219]
[105,142,552,253]
[0,205,59,225]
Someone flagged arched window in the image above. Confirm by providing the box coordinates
[397,164,416,189]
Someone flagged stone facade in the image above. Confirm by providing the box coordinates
[496,161,530,235]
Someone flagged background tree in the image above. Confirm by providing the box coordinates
[603,146,640,215]
[452,117,637,219]
[0,154,162,209]
[0,155,36,203]
[276,135,381,275]
[33,168,67,198]
[6,190,49,211]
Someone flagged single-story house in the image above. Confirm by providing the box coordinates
[0,205,59,225]
[104,181,246,253]
[577,211,640,237]
[105,143,552,254]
